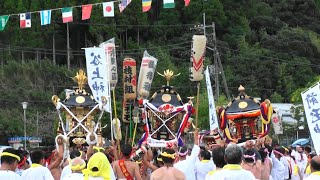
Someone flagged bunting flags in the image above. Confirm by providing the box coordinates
[0,1,192,31]
[40,10,51,26]
[0,15,9,31]
[20,13,31,28]
[119,0,132,13]
[103,2,115,17]
[163,0,175,8]
[142,0,152,12]
[82,4,92,20]
[184,0,191,6]
[61,7,73,23]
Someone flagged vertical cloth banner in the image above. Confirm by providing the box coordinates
[99,38,118,90]
[189,35,207,82]
[103,2,115,17]
[271,108,283,135]
[82,4,93,20]
[137,50,158,98]
[40,10,51,25]
[301,82,320,155]
[205,66,218,130]
[0,15,9,31]
[85,47,111,113]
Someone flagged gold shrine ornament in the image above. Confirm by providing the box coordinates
[162,94,172,102]
[238,101,248,109]
[76,96,85,104]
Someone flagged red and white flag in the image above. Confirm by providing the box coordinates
[82,4,93,20]
[103,2,114,17]
[20,12,31,28]
[184,0,191,6]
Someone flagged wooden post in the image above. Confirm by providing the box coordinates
[195,82,200,128]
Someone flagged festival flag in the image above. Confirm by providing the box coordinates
[40,10,51,26]
[163,0,175,8]
[190,35,207,82]
[85,47,111,113]
[61,7,73,23]
[82,4,93,20]
[119,0,132,13]
[142,0,152,12]
[20,13,31,28]
[0,15,9,31]
[301,82,320,155]
[103,2,115,17]
[184,0,191,6]
[205,66,218,131]
[137,50,158,98]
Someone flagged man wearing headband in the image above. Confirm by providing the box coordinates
[21,150,54,180]
[305,155,320,180]
[174,129,200,180]
[241,149,262,179]
[0,148,22,179]
[206,144,255,180]
[112,144,142,180]
[62,157,86,180]
[150,148,185,180]
[270,146,286,180]
[293,144,307,177]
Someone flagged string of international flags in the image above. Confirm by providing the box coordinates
[0,0,191,31]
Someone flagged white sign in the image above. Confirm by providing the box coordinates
[85,47,111,112]
[301,82,320,155]
[205,66,218,130]
[99,38,118,90]
[271,109,283,135]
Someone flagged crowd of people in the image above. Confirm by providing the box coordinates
[0,131,319,180]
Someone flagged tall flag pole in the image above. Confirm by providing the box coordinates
[0,15,9,31]
[142,0,152,12]
[189,35,207,129]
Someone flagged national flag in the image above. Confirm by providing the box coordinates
[119,0,132,13]
[142,0,152,12]
[82,4,92,20]
[163,0,175,8]
[0,15,9,31]
[184,0,190,6]
[40,10,51,25]
[103,2,114,17]
[20,12,31,28]
[61,7,73,23]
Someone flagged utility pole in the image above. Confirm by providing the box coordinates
[67,23,70,70]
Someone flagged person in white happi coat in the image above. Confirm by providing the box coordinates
[195,149,215,180]
[0,148,22,180]
[205,146,226,180]
[206,144,255,180]
[271,147,286,180]
[62,157,85,180]
[174,130,200,180]
[304,156,320,180]
[293,145,307,176]
[21,150,54,180]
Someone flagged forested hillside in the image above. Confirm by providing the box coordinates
[0,0,319,143]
